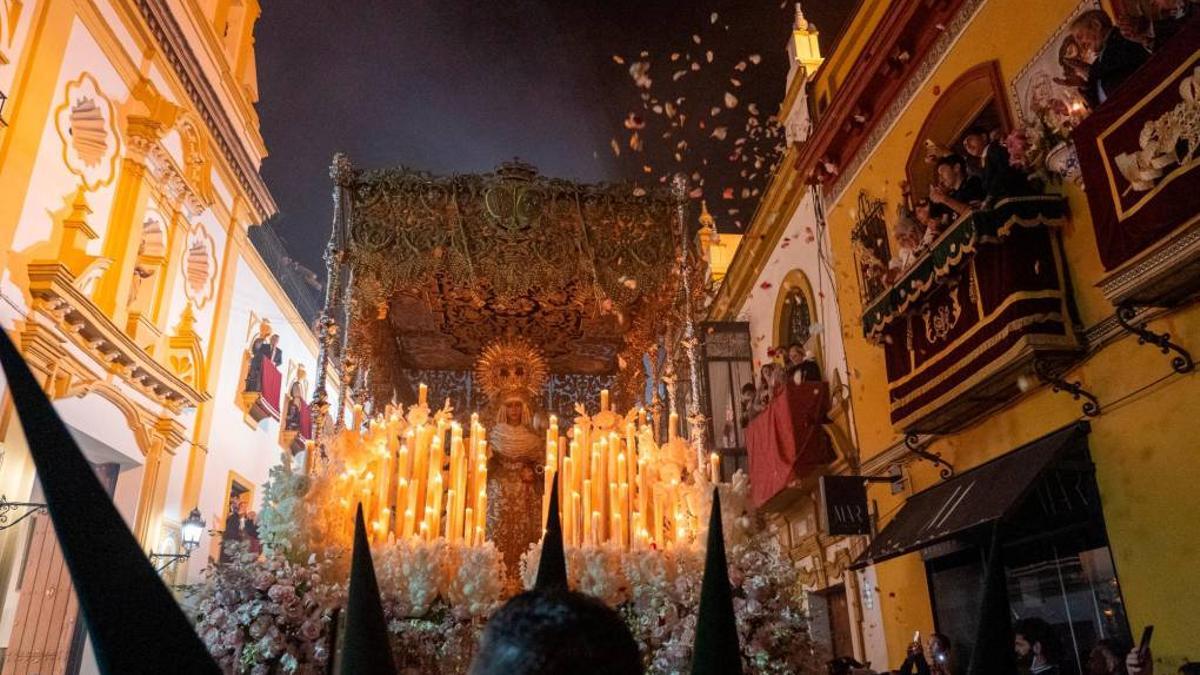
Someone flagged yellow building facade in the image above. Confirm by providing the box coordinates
[0,1,331,671]
[717,0,1199,669]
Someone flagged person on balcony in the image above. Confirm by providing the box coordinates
[1071,9,1149,107]
[785,342,822,384]
[739,381,759,428]
[887,218,924,283]
[245,333,283,393]
[285,365,309,432]
[1118,0,1194,51]
[757,362,782,408]
[962,126,1031,206]
[929,154,984,223]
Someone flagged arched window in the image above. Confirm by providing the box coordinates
[774,269,821,363]
[904,61,1014,200]
[781,287,813,349]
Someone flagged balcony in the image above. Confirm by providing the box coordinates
[861,196,1080,433]
[241,358,281,425]
[745,381,835,510]
[1073,18,1200,308]
[280,397,313,453]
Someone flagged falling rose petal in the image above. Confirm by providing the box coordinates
[691,62,701,72]
[735,60,747,72]
[639,50,649,57]
[710,106,721,116]
[760,281,773,290]
[671,52,680,61]
[692,34,701,44]
[624,112,646,129]
[724,92,739,108]
[689,187,703,198]
[748,54,762,64]
[711,126,728,140]
[610,138,621,156]
[731,78,742,87]
[706,50,714,63]
[612,55,625,64]
[748,103,760,116]
[632,187,647,197]
[722,187,734,199]
[673,70,687,82]
[652,105,663,114]
[710,11,718,23]
[643,165,653,173]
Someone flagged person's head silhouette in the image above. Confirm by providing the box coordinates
[469,589,641,675]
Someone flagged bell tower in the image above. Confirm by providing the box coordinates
[786,3,824,89]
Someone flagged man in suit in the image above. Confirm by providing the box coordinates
[1071,9,1150,107]
[962,127,1031,206]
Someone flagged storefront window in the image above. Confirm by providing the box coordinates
[1006,543,1129,675]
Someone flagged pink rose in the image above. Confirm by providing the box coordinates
[300,619,322,641]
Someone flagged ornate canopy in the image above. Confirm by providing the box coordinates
[322,156,693,409]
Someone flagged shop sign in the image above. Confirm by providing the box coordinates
[819,475,871,535]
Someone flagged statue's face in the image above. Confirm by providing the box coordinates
[504,401,524,425]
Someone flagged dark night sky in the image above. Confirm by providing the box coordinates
[255,1,850,273]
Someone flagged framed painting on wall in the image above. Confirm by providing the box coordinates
[1009,0,1099,131]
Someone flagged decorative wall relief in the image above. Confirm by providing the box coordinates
[182,225,217,308]
[55,73,120,190]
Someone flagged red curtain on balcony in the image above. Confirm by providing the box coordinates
[745,382,833,508]
[298,399,313,440]
[259,360,282,416]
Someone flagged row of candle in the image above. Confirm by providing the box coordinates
[337,386,490,546]
[540,390,719,550]
[322,386,719,551]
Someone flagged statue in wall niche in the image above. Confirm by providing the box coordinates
[475,337,548,586]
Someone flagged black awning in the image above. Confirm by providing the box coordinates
[851,422,1090,570]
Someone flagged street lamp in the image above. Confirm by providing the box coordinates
[150,508,206,573]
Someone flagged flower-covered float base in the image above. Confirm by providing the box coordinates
[187,407,816,674]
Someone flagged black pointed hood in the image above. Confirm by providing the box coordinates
[534,480,568,592]
[691,487,742,675]
[0,328,219,674]
[339,504,396,675]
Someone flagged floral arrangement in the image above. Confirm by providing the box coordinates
[188,430,815,673]
[519,475,817,675]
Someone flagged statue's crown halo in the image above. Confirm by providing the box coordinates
[475,337,549,401]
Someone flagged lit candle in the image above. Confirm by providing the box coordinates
[608,481,619,543]
[591,511,602,547]
[668,411,679,441]
[430,473,443,538]
[571,491,582,547]
[475,486,487,540]
[709,452,721,484]
[418,383,428,407]
[582,479,593,544]
[618,482,630,548]
[600,389,610,412]
[464,506,474,546]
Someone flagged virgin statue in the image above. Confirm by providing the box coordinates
[474,338,548,584]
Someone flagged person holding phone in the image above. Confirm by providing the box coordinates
[1126,626,1153,675]
[900,632,953,675]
